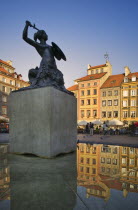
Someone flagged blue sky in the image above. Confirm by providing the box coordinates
[1,0,138,87]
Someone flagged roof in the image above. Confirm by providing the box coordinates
[0,59,15,69]
[0,67,13,76]
[75,72,107,82]
[67,84,78,91]
[101,74,125,89]
[88,64,106,70]
[127,72,138,79]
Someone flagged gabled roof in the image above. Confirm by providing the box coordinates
[75,72,107,82]
[101,74,124,89]
[67,84,78,91]
[127,72,138,79]
[0,59,15,69]
[0,67,13,76]
[88,64,106,70]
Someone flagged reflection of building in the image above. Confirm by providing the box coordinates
[120,146,138,195]
[100,145,120,176]
[100,74,124,121]
[77,143,138,201]
[0,59,29,121]
[121,66,138,124]
[0,145,10,200]
[68,61,112,122]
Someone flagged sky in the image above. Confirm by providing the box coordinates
[1,0,138,88]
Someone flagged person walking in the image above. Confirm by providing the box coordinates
[90,122,94,136]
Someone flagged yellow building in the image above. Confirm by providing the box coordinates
[68,61,112,122]
[121,66,138,124]
[100,74,124,121]
[0,59,29,122]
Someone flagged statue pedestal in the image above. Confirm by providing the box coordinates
[9,87,77,158]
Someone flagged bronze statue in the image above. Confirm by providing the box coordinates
[21,20,73,95]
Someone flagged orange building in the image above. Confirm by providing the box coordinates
[68,61,112,122]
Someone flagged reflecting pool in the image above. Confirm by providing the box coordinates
[0,143,138,210]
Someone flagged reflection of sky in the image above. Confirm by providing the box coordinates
[1,0,138,88]
[76,187,138,210]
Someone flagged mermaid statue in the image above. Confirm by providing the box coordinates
[21,20,73,95]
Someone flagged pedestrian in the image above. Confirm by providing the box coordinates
[85,123,89,134]
[90,122,94,135]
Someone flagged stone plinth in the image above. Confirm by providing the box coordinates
[9,87,77,158]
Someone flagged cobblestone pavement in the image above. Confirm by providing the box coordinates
[77,133,138,147]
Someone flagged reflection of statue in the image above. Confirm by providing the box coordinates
[22,21,73,95]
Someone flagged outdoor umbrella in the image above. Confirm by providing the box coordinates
[92,120,103,125]
[78,120,88,126]
[108,119,123,126]
[0,116,9,123]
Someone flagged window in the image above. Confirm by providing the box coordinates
[2,86,6,92]
[107,158,111,164]
[80,166,83,172]
[114,90,118,96]
[131,100,136,106]
[93,99,97,105]
[108,91,112,96]
[114,111,118,118]
[87,99,90,105]
[92,147,96,154]
[107,112,112,118]
[81,90,84,96]
[107,168,111,173]
[101,167,105,173]
[132,76,136,81]
[96,69,98,74]
[131,111,136,118]
[10,80,13,85]
[86,158,90,164]
[93,89,97,95]
[102,112,106,118]
[2,77,6,82]
[92,168,96,174]
[2,95,7,102]
[94,82,97,86]
[101,157,105,163]
[91,70,94,74]
[122,147,127,154]
[114,99,118,106]
[81,84,84,87]
[81,100,84,105]
[80,157,84,163]
[2,107,7,115]
[87,90,90,95]
[129,159,134,165]
[100,68,103,73]
[92,159,96,164]
[130,148,135,154]
[108,100,112,106]
[123,100,128,107]
[87,110,91,118]
[86,146,90,153]
[124,77,128,82]
[102,100,106,106]
[123,90,128,97]
[131,90,136,96]
[93,110,97,117]
[113,147,118,154]
[122,158,126,164]
[81,110,84,118]
[87,83,90,86]
[112,159,117,165]
[123,111,128,118]
[102,91,106,97]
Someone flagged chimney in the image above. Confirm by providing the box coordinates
[124,66,131,76]
[88,64,91,69]
[7,60,12,66]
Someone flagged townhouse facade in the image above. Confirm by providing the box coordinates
[0,59,29,121]
[68,61,112,122]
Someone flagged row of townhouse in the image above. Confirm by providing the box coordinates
[68,61,138,125]
[0,59,29,122]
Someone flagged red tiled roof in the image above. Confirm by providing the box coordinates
[67,84,78,91]
[88,64,106,70]
[101,74,125,89]
[75,72,107,82]
[127,72,138,78]
[0,67,13,76]
[0,59,15,69]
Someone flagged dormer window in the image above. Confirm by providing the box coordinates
[100,68,103,73]
[96,69,99,74]
[91,70,94,74]
[132,76,136,81]
[124,77,128,83]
